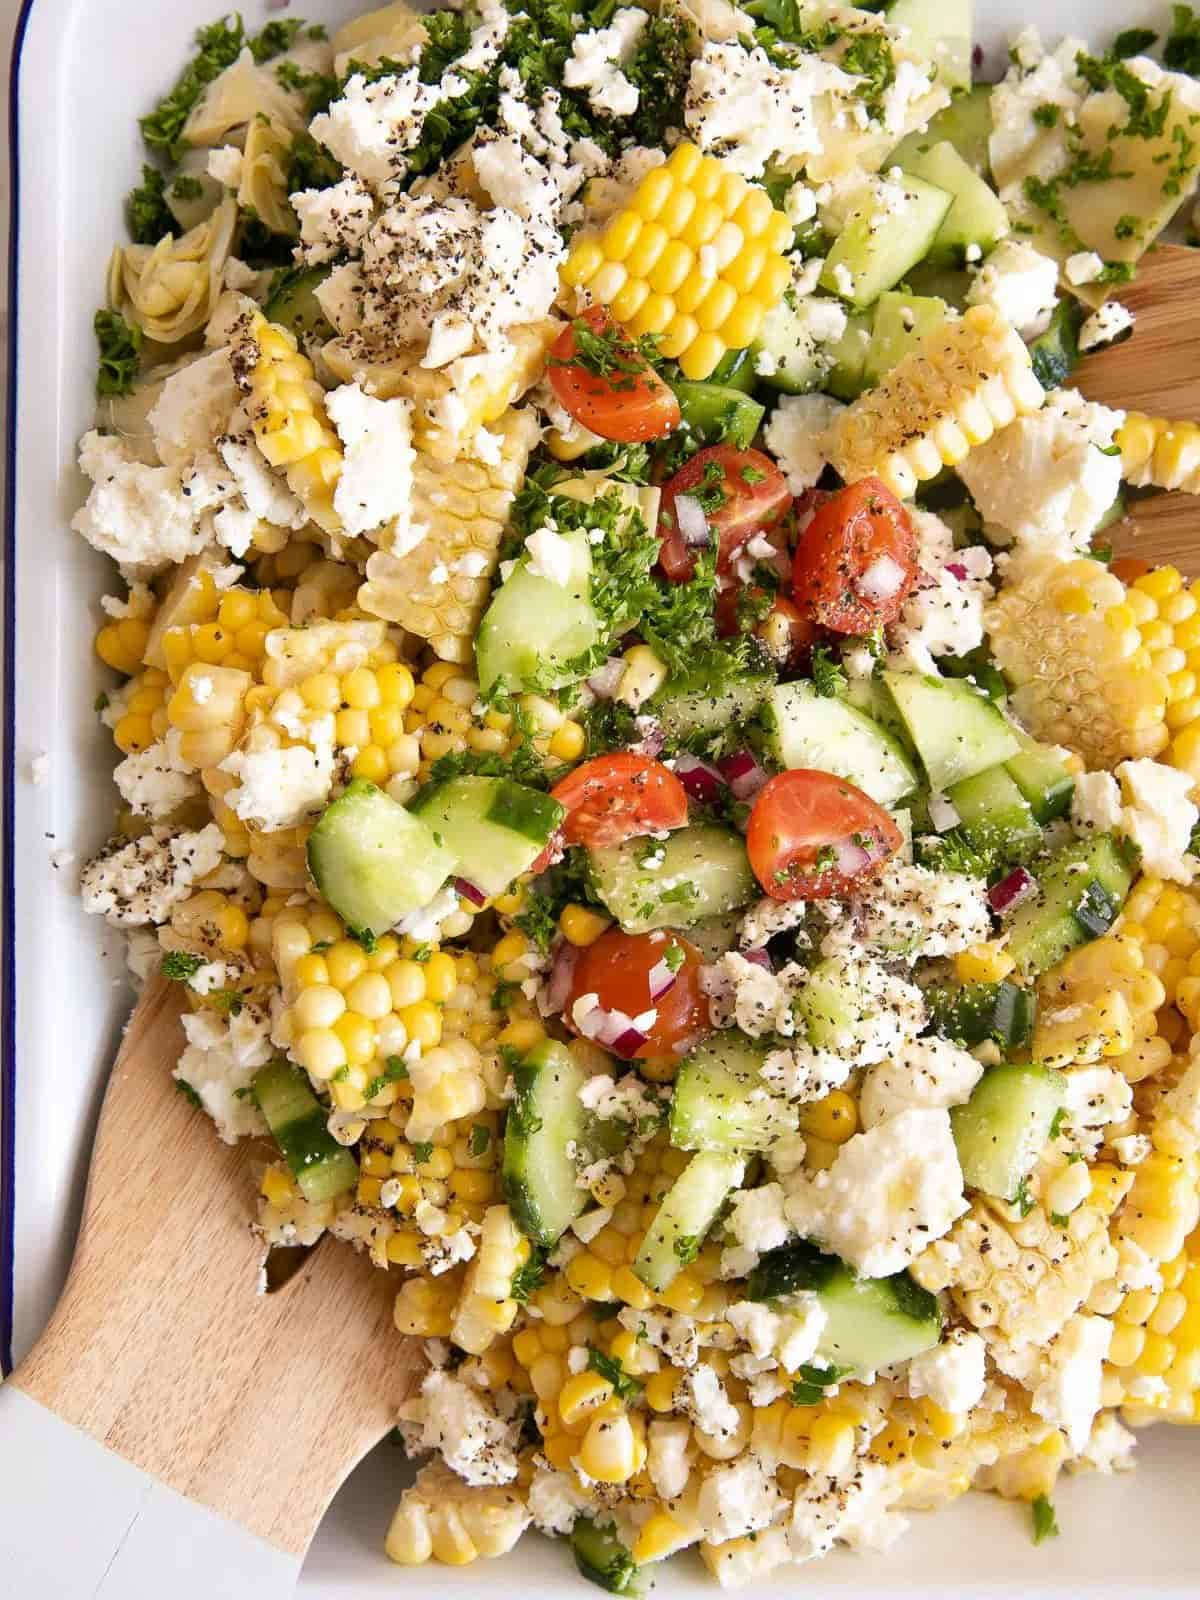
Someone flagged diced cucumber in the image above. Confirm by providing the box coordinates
[572,1518,647,1596]
[655,676,771,745]
[951,1062,1066,1201]
[765,680,919,806]
[1028,298,1084,391]
[670,1032,793,1153]
[902,261,972,308]
[252,1059,358,1204]
[748,1239,942,1375]
[842,672,918,757]
[886,0,973,92]
[926,979,1036,1049]
[824,310,874,400]
[264,265,334,345]
[901,141,1009,267]
[634,1150,745,1292]
[1095,490,1127,535]
[1004,734,1075,824]
[820,174,952,310]
[307,780,457,938]
[409,775,565,898]
[589,824,756,934]
[891,805,914,863]
[882,670,1021,790]
[888,84,994,178]
[946,764,1043,862]
[475,527,597,695]
[863,291,948,385]
[1005,834,1134,978]
[794,956,872,1055]
[671,380,765,449]
[503,1040,587,1246]
[751,295,847,393]
[709,346,758,393]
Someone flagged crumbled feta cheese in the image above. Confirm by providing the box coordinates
[965,239,1057,340]
[764,394,845,493]
[685,43,850,178]
[80,823,224,927]
[989,33,1088,204]
[563,8,647,118]
[149,349,239,469]
[524,524,576,586]
[737,896,809,950]
[1070,769,1123,835]
[406,1368,519,1486]
[326,382,419,547]
[1081,1411,1136,1475]
[726,1183,792,1255]
[1061,1066,1133,1156]
[174,1001,272,1143]
[569,1206,612,1244]
[207,144,244,188]
[1113,1133,1152,1166]
[578,1073,663,1125]
[785,182,818,225]
[698,1454,785,1543]
[72,432,209,576]
[647,1417,692,1500]
[798,956,926,1069]
[618,1305,700,1368]
[784,1108,967,1277]
[1065,250,1105,286]
[680,1365,740,1439]
[819,860,992,962]
[700,952,807,1038]
[1044,1159,1093,1217]
[1079,300,1134,353]
[959,389,1124,558]
[788,1464,909,1564]
[528,1462,593,1534]
[113,739,200,821]
[216,434,307,535]
[292,176,375,266]
[220,739,335,832]
[860,1036,984,1129]
[906,1330,986,1414]
[1117,759,1198,884]
[759,1042,851,1105]
[1031,1313,1112,1450]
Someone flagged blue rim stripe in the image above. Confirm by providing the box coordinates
[2,0,38,1378]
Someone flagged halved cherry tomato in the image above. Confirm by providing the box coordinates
[746,768,902,901]
[792,477,917,633]
[1110,556,1151,585]
[716,587,819,667]
[551,753,689,849]
[548,307,681,444]
[657,445,791,583]
[566,928,709,1060]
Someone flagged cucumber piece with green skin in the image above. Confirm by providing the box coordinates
[766,680,919,806]
[684,911,744,963]
[670,380,765,449]
[842,673,918,757]
[655,675,771,745]
[588,823,756,934]
[901,141,1010,267]
[888,84,994,178]
[1005,833,1134,978]
[409,775,565,898]
[747,1239,942,1375]
[634,1150,745,1292]
[1004,734,1075,824]
[572,1518,648,1596]
[950,1062,1066,1201]
[946,764,1043,861]
[902,262,972,309]
[926,979,1037,1049]
[1028,298,1084,390]
[862,291,948,385]
[264,264,333,344]
[708,346,758,393]
[475,527,597,695]
[252,1059,358,1204]
[824,310,874,400]
[670,1032,794,1153]
[307,780,457,938]
[503,1040,587,1246]
[750,295,846,393]
[794,956,875,1054]
[882,670,1021,790]
[885,0,973,92]
[820,174,952,310]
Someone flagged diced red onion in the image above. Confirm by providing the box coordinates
[675,494,711,548]
[856,554,906,603]
[927,792,961,833]
[718,749,768,801]
[674,753,728,805]
[832,837,874,876]
[576,998,651,1056]
[610,1025,650,1056]
[587,657,626,699]
[544,940,579,1016]
[648,958,680,1001]
[945,562,968,581]
[741,946,773,972]
[453,876,487,907]
[988,866,1037,914]
[630,717,665,759]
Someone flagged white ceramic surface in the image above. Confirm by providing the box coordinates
[2,0,1197,1592]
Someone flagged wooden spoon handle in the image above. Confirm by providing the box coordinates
[0,1388,301,1599]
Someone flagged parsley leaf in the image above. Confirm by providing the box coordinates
[1113,27,1158,58]
[1166,5,1200,74]
[587,1344,643,1402]
[811,644,847,699]
[840,33,895,122]
[621,13,692,147]
[140,17,249,160]
[411,1140,435,1165]
[175,1077,203,1108]
[126,163,175,244]
[94,310,144,397]
[1031,1494,1060,1544]
[161,950,204,983]
[1012,1175,1036,1217]
[516,886,560,956]
[469,1122,491,1157]
[511,1250,546,1303]
[789,1362,849,1405]
[362,1055,412,1101]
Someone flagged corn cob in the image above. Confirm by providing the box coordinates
[1119,566,1200,788]
[1120,874,1200,1023]
[106,666,170,756]
[1111,1225,1200,1423]
[984,553,1170,770]
[243,314,343,533]
[385,1461,530,1566]
[828,305,1045,499]
[1117,413,1200,495]
[451,1204,530,1354]
[1034,932,1169,1081]
[562,142,794,381]
[358,408,541,664]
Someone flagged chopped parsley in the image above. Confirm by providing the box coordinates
[411,1140,435,1165]
[346,925,378,954]
[161,950,204,983]
[469,1123,491,1157]
[1166,5,1200,74]
[1031,1493,1060,1544]
[663,941,686,974]
[1012,1175,1036,1217]
[363,1056,412,1101]
[840,33,895,123]
[511,1250,546,1303]
[286,126,344,189]
[94,310,143,397]
[673,1232,700,1265]
[811,644,847,699]
[621,13,692,148]
[140,17,258,160]
[789,1363,849,1406]
[587,1344,643,1402]
[1112,28,1158,59]
[171,174,204,201]
[1032,102,1061,128]
[250,18,325,64]
[516,886,561,956]
[553,317,661,389]
[175,1077,203,1108]
[126,164,174,244]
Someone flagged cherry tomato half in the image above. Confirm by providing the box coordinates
[746,768,902,901]
[551,753,689,850]
[566,928,709,1060]
[716,587,819,667]
[548,307,681,444]
[792,477,918,633]
[657,445,791,583]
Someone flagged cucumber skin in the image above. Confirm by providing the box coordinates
[1006,834,1134,978]
[252,1059,358,1204]
[572,1519,647,1596]
[670,1032,786,1153]
[926,980,1036,1049]
[951,1062,1066,1200]
[502,1041,587,1247]
[633,1151,744,1293]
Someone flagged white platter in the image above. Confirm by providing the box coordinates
[2,0,1197,1591]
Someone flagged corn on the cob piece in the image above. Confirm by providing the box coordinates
[829,305,1045,499]
[1118,566,1200,788]
[243,314,343,533]
[1118,413,1200,495]
[451,1204,530,1354]
[1034,932,1169,1081]
[984,553,1170,769]
[358,408,540,664]
[562,142,793,381]
[106,666,170,756]
[1111,1224,1200,1423]
[386,1461,530,1566]
[160,585,292,685]
[1120,874,1200,1028]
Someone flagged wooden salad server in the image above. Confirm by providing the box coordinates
[0,977,424,1597]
